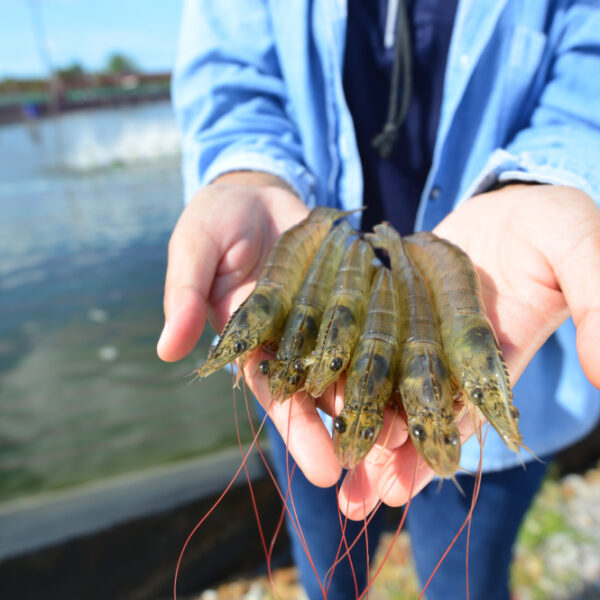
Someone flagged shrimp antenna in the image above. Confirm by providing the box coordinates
[520,442,543,465]
[456,466,477,478]
[448,473,466,497]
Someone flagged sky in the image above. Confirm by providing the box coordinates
[0,0,184,78]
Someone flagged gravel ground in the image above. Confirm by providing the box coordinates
[194,462,600,600]
[511,466,600,600]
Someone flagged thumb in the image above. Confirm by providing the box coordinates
[534,188,600,388]
[157,202,220,362]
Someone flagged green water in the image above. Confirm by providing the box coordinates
[0,110,253,503]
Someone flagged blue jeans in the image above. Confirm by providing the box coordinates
[263,410,548,600]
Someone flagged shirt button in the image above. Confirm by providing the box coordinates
[429,186,442,200]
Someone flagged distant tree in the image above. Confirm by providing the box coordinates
[105,53,140,75]
[55,62,86,82]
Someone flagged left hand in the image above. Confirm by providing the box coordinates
[337,183,600,518]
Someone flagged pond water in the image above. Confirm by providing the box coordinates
[0,102,246,504]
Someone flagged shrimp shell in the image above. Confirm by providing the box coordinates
[304,238,376,398]
[196,207,355,378]
[405,232,522,453]
[333,265,401,469]
[367,223,461,478]
[267,220,353,402]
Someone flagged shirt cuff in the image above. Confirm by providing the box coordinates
[457,148,598,207]
[183,148,318,207]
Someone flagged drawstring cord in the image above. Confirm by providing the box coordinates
[372,0,413,159]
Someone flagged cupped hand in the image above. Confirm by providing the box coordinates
[157,171,345,487]
[337,184,600,518]
[158,171,307,360]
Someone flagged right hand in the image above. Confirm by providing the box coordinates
[157,172,351,487]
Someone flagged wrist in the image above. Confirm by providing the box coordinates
[211,170,297,195]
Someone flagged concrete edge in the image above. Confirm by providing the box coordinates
[0,445,269,561]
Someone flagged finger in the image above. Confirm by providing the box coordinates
[244,350,343,487]
[544,195,600,388]
[157,207,220,362]
[375,397,480,508]
[577,311,600,389]
[376,446,435,507]
[499,186,600,388]
[378,399,410,449]
[337,461,381,520]
[314,375,346,417]
[337,406,409,519]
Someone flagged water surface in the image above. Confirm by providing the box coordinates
[0,103,246,504]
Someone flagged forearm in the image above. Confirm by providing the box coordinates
[173,1,315,205]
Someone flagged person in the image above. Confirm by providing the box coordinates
[159,1,600,598]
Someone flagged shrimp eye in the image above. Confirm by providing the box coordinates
[258,360,270,375]
[293,359,305,373]
[233,340,247,354]
[289,374,300,386]
[329,357,343,372]
[510,405,520,420]
[333,417,347,434]
[444,432,459,447]
[411,425,427,442]
[470,387,483,405]
[360,427,374,441]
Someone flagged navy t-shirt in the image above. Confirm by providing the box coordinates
[343,0,458,234]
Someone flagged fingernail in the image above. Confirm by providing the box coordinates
[157,321,170,356]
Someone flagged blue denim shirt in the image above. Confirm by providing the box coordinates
[172,0,600,472]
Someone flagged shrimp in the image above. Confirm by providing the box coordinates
[196,207,356,378]
[367,223,461,478]
[405,231,523,453]
[333,265,401,469]
[266,220,353,402]
[179,225,502,600]
[304,238,376,398]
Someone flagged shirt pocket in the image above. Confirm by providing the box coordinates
[500,25,548,139]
